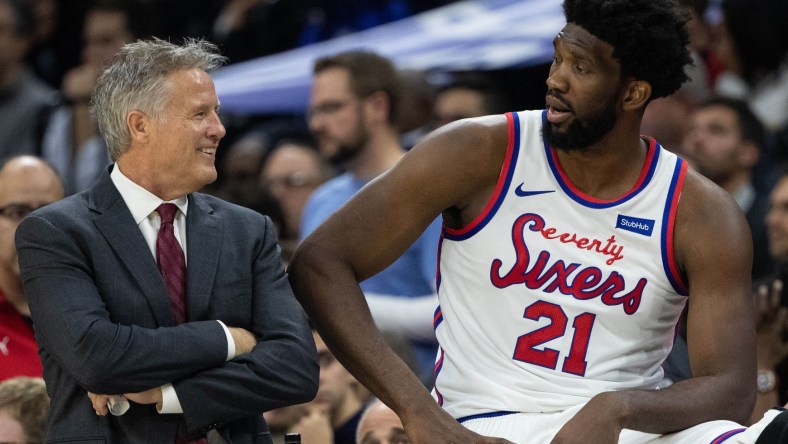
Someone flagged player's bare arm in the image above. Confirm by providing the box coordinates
[552,168,755,443]
[289,115,513,444]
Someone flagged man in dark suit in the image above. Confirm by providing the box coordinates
[14,38,318,443]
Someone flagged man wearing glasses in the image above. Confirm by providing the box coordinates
[303,51,442,385]
[0,155,63,382]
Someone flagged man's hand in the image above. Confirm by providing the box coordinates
[229,327,258,356]
[401,405,514,444]
[124,387,164,411]
[550,395,622,444]
[755,280,788,369]
[87,392,122,416]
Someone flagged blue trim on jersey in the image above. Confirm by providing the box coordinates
[543,112,660,209]
[661,158,689,296]
[443,112,521,241]
[458,410,519,424]
[436,233,444,291]
[709,428,746,443]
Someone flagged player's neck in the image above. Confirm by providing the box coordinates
[554,133,649,200]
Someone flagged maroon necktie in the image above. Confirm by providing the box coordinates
[156,205,207,444]
[155,203,187,325]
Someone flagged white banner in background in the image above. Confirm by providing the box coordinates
[213,0,564,114]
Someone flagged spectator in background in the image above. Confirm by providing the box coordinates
[0,376,49,444]
[202,128,270,196]
[355,399,410,444]
[757,170,788,414]
[640,95,695,160]
[0,0,59,161]
[0,156,64,382]
[261,136,335,245]
[713,0,788,131]
[211,0,308,64]
[41,0,157,195]
[397,69,437,150]
[676,0,717,99]
[212,129,269,203]
[263,403,309,444]
[683,96,775,280]
[303,50,441,385]
[25,0,60,88]
[209,130,289,243]
[432,72,509,129]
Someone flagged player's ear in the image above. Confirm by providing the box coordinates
[623,80,651,111]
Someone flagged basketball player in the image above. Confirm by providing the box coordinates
[288,0,788,442]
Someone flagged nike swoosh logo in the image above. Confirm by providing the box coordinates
[514,183,555,197]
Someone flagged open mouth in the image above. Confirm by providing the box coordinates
[197,147,217,158]
[545,95,572,124]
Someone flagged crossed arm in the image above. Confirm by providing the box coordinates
[16,212,318,432]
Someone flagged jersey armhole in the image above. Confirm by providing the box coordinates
[443,112,521,240]
[661,159,689,295]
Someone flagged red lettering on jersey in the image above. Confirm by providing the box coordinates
[490,213,644,315]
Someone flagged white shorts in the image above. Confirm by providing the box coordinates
[459,405,781,443]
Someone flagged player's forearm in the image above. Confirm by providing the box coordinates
[289,242,434,419]
[604,374,755,433]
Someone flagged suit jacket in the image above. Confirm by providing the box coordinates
[15,168,318,443]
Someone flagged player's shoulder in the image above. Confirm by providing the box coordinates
[434,113,510,142]
[408,113,512,167]
[677,167,748,234]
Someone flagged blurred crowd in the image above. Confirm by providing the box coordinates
[2,0,788,442]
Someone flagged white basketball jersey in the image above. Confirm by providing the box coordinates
[433,110,689,422]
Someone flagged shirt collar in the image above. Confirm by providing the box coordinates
[733,182,756,213]
[110,163,188,224]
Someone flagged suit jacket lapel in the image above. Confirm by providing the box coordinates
[185,193,221,321]
[90,168,175,326]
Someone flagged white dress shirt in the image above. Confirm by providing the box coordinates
[110,164,235,413]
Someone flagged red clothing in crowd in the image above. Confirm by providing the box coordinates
[0,289,42,381]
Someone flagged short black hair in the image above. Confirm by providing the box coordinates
[697,96,766,149]
[438,72,510,115]
[562,0,692,100]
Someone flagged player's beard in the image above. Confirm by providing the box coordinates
[542,97,618,152]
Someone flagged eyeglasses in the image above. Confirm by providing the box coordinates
[264,172,320,190]
[0,203,46,222]
[307,99,352,120]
